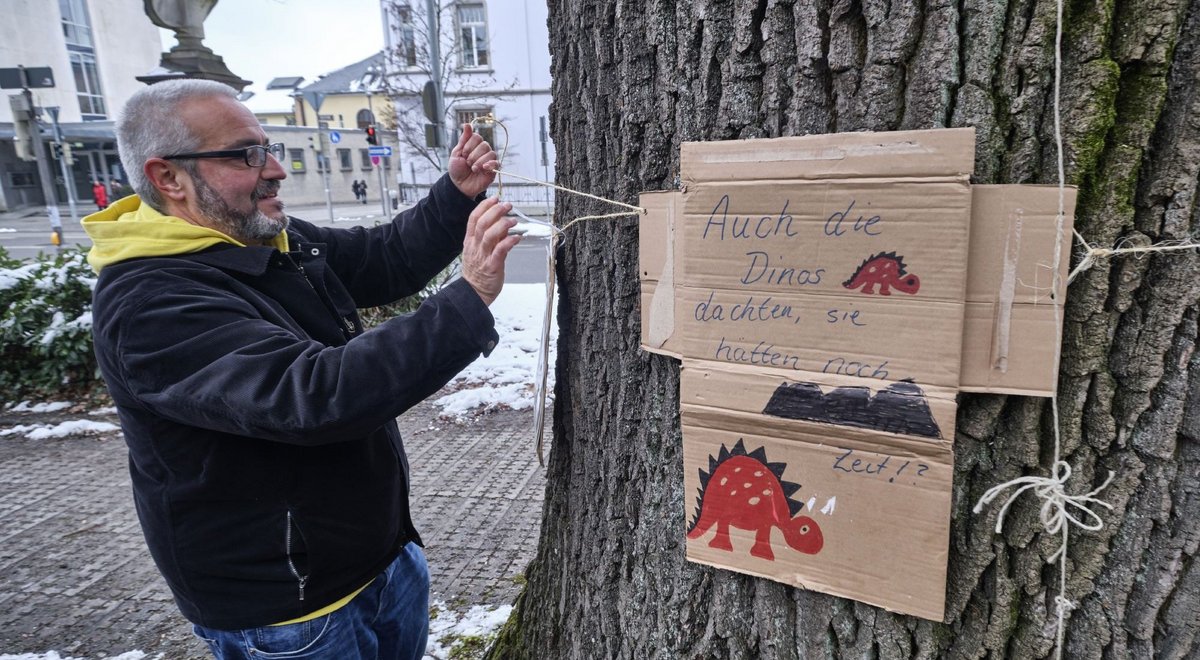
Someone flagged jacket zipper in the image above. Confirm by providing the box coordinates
[285,511,309,601]
[287,250,356,337]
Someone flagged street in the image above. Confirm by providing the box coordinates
[0,201,553,284]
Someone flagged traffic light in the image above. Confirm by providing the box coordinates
[365,125,378,145]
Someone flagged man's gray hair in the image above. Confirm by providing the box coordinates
[115,78,238,210]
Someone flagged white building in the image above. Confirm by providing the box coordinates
[382,0,555,211]
[0,0,162,211]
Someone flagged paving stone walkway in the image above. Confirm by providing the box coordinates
[0,400,547,658]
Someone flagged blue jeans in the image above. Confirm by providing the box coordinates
[192,543,430,659]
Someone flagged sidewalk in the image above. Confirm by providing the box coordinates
[0,399,547,658]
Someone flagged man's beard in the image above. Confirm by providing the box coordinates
[193,175,288,242]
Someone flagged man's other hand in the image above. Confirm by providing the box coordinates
[462,196,520,306]
[449,123,498,198]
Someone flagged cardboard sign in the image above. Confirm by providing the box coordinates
[638,129,1075,621]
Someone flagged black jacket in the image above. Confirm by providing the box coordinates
[90,176,497,629]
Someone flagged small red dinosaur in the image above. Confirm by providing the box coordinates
[842,251,920,295]
[687,440,824,561]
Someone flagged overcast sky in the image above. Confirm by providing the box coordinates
[161,0,386,90]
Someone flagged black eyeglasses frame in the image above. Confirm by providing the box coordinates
[163,142,286,168]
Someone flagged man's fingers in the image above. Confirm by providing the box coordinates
[466,140,492,162]
[467,196,502,239]
[476,211,516,256]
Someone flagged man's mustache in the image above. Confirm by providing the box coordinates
[252,182,281,200]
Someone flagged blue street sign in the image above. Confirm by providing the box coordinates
[368,145,392,157]
[329,131,341,144]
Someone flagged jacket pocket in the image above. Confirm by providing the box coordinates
[285,510,310,601]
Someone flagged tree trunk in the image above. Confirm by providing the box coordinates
[492,0,1200,657]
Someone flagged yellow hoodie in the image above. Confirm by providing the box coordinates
[82,195,289,273]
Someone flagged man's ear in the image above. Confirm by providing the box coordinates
[143,158,189,202]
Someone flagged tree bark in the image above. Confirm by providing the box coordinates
[491,0,1200,657]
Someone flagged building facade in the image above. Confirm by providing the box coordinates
[382,0,555,211]
[0,0,162,212]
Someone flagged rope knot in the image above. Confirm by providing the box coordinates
[973,460,1115,563]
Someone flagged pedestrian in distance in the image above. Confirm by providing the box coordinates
[82,78,519,660]
[360,178,369,204]
[92,180,108,210]
[351,179,362,202]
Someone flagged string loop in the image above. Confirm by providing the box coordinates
[973,462,1115,564]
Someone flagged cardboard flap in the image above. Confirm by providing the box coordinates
[681,128,976,184]
[959,185,1077,395]
[639,191,683,357]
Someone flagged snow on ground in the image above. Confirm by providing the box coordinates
[0,227,17,233]
[7,401,74,413]
[425,602,513,660]
[0,420,119,440]
[434,282,557,417]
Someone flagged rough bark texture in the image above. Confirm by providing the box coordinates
[491,0,1200,657]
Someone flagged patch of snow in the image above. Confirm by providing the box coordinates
[0,227,17,233]
[10,401,74,413]
[425,602,513,660]
[433,283,556,417]
[88,406,119,416]
[40,310,93,345]
[0,420,119,440]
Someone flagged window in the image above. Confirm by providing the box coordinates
[338,148,352,171]
[70,52,106,118]
[356,109,375,130]
[456,108,494,147]
[288,148,306,172]
[59,0,93,47]
[360,148,373,170]
[456,3,489,69]
[382,155,392,170]
[397,5,418,68]
[316,152,328,173]
[62,0,106,119]
[9,172,37,188]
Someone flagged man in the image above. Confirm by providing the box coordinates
[83,78,519,659]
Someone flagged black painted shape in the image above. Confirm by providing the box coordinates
[762,379,942,439]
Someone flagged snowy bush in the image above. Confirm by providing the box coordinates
[0,247,100,398]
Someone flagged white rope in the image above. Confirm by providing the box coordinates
[972,461,1115,563]
[973,2,1114,657]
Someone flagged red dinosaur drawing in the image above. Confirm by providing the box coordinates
[842,251,920,295]
[687,440,824,561]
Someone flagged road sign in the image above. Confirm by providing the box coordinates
[0,66,55,90]
[368,145,392,157]
[370,155,381,166]
[329,131,341,144]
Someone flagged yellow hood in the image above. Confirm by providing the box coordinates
[82,195,289,273]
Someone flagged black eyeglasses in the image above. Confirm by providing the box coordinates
[163,142,286,167]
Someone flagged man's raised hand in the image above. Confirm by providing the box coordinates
[461,196,520,306]
[449,123,499,198]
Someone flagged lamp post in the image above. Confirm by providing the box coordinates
[363,64,390,218]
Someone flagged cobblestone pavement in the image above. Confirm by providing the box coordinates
[0,400,547,658]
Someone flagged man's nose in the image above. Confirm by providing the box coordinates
[262,151,287,180]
